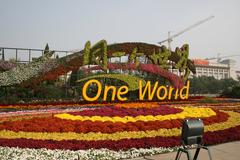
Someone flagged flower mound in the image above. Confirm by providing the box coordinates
[0,102,240,159]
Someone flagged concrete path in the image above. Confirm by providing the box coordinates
[131,141,240,160]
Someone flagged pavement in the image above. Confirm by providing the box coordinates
[131,141,240,160]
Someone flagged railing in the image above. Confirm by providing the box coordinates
[0,47,73,63]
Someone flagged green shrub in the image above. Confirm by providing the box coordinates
[222,86,240,98]
[200,97,219,103]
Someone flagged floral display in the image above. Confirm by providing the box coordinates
[76,73,146,91]
[0,37,239,160]
[0,40,196,89]
[54,107,216,123]
[0,146,177,160]
[84,63,185,88]
[0,60,17,71]
[0,52,57,86]
[0,101,240,159]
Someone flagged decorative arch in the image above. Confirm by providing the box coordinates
[0,40,196,89]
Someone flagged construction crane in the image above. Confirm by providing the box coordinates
[206,54,240,63]
[158,16,215,50]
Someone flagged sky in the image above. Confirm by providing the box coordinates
[0,0,240,69]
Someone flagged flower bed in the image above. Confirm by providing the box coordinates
[0,102,240,159]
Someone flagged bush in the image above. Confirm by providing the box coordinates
[222,86,240,98]
[200,97,219,103]
[35,84,65,99]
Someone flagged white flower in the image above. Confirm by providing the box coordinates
[0,146,179,160]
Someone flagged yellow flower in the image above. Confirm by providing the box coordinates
[0,111,238,141]
[54,107,216,123]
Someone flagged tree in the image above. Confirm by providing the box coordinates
[189,76,239,95]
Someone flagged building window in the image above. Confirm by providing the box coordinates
[224,73,228,78]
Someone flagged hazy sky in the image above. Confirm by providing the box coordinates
[0,0,240,69]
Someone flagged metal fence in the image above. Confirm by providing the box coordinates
[0,47,73,63]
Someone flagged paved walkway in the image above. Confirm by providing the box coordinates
[131,141,240,160]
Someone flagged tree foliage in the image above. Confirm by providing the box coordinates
[189,76,240,98]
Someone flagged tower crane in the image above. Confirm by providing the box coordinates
[158,16,215,50]
[205,54,240,63]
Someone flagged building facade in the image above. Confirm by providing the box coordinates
[192,59,230,79]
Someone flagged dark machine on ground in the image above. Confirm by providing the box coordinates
[175,119,212,160]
